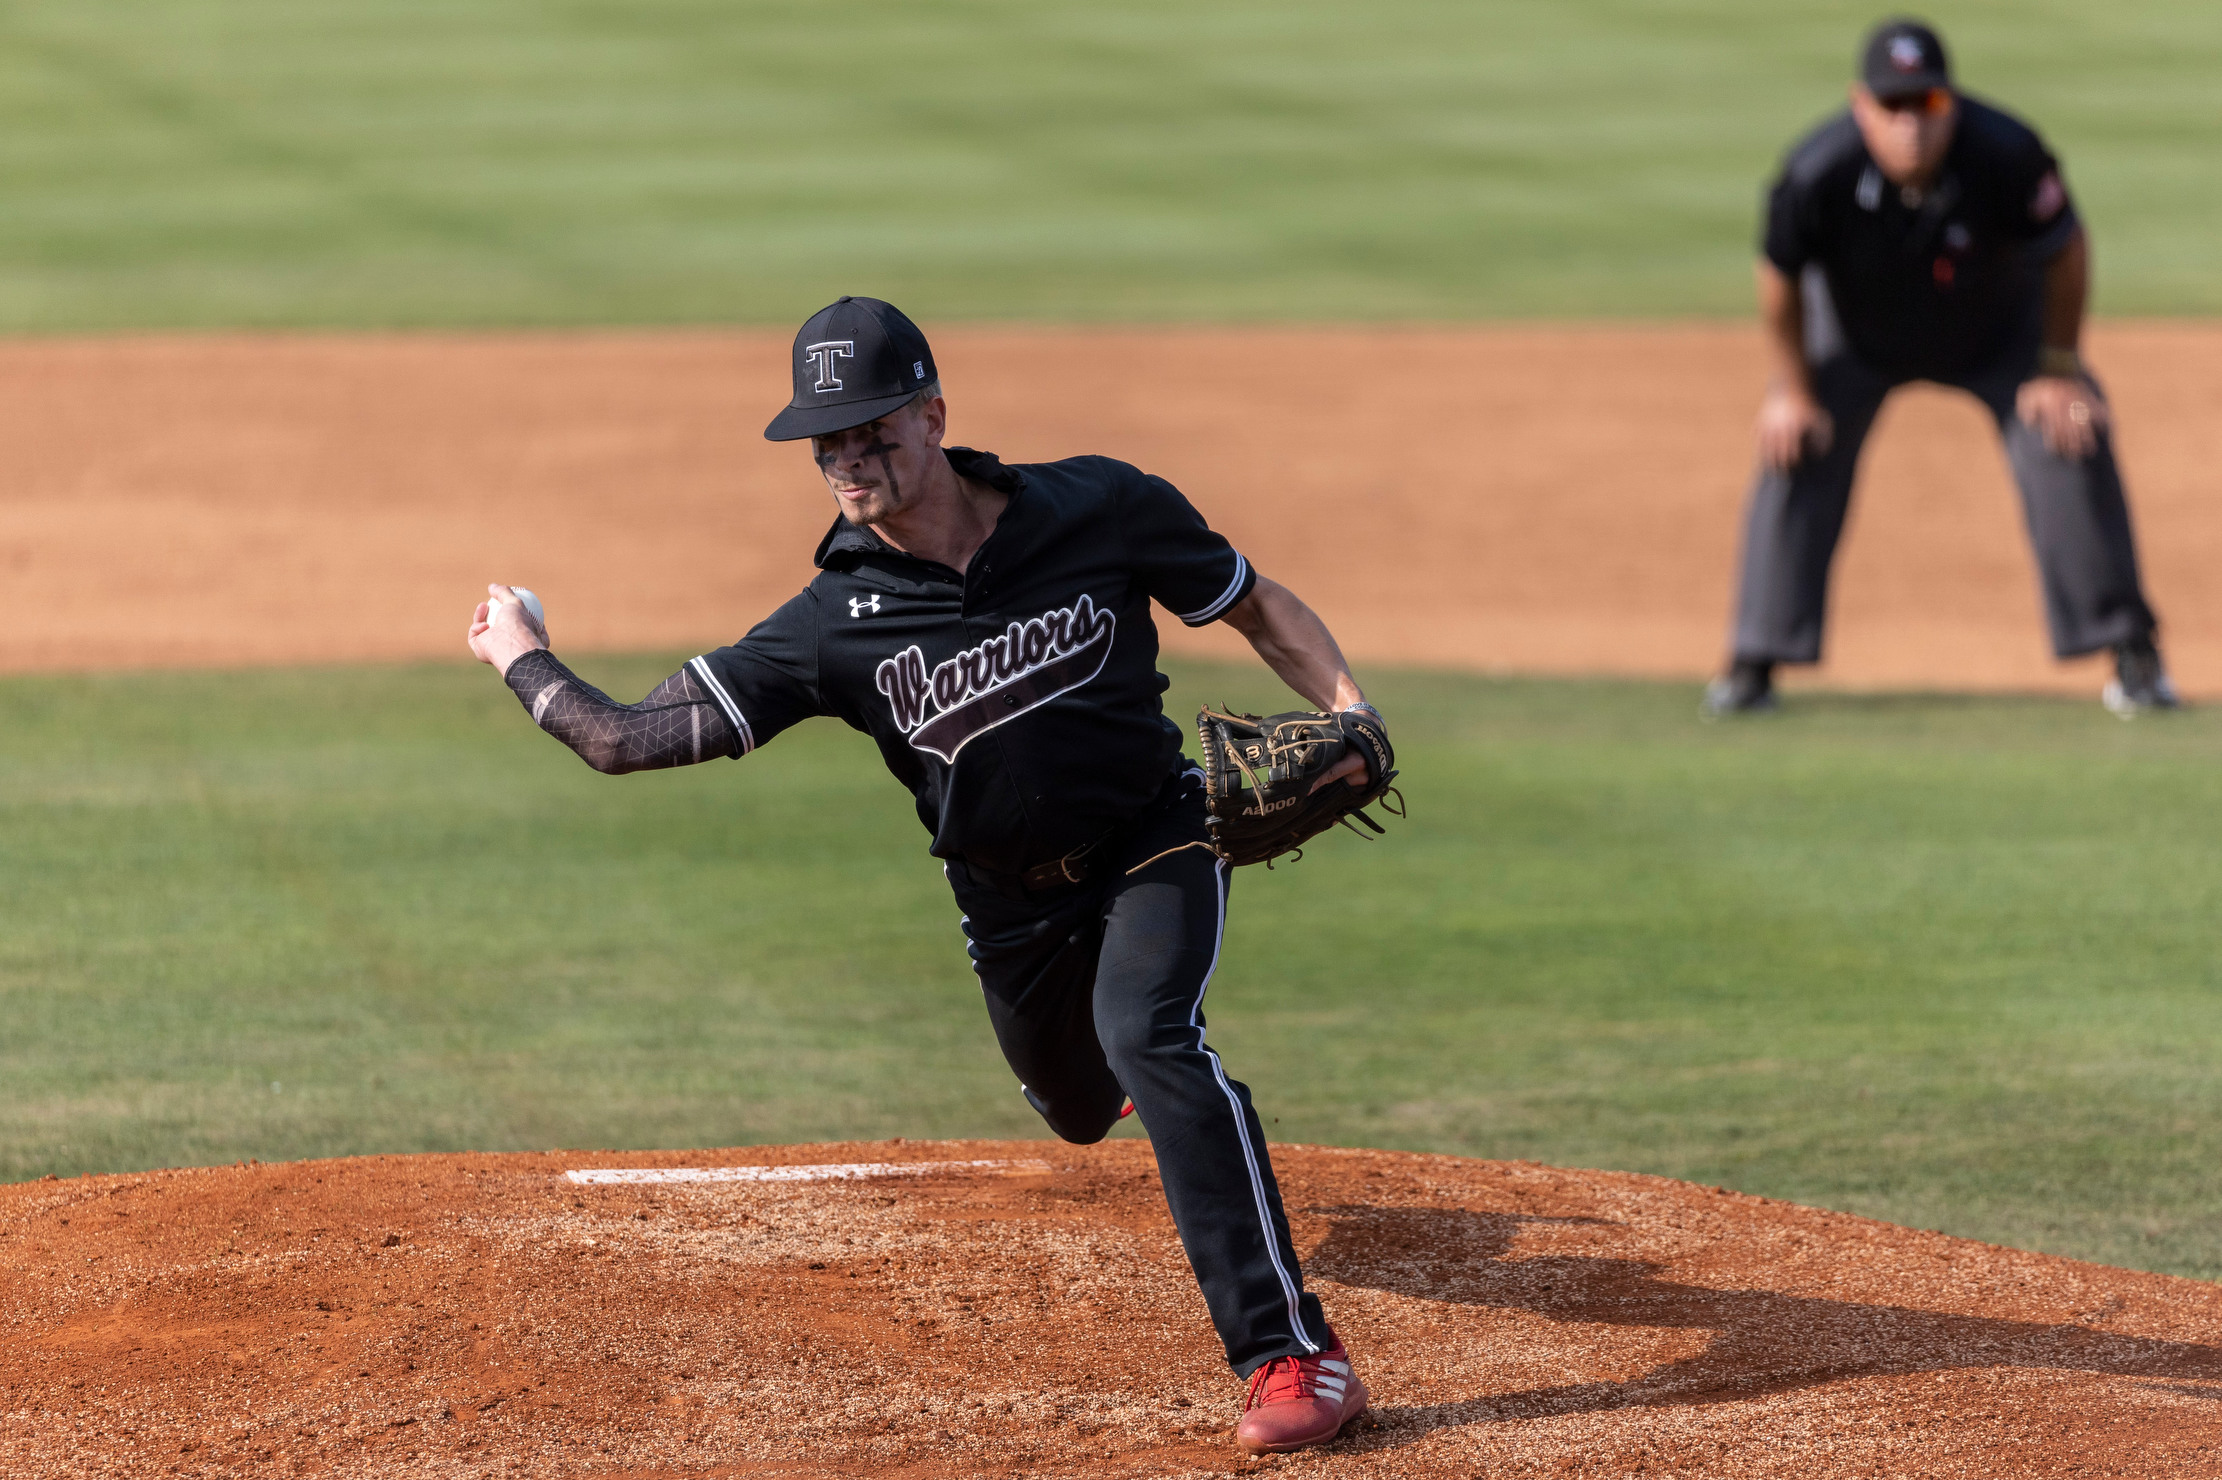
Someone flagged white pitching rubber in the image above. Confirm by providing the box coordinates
[563,1159,1052,1186]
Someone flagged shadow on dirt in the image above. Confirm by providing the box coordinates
[1301,1205,2222,1448]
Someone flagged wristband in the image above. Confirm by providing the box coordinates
[1342,701,1382,720]
[2036,346,2084,380]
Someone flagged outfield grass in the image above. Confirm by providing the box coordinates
[0,1,2216,329]
[4,657,2220,1279]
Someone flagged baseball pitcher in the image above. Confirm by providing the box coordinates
[467,297,1389,1456]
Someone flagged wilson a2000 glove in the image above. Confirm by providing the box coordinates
[1195,705,1402,868]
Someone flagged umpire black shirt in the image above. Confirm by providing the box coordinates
[689,447,1257,876]
[1763,95,2080,381]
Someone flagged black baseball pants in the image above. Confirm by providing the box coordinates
[1729,272,2157,665]
[944,770,1331,1377]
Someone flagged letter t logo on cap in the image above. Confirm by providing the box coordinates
[805,340,855,393]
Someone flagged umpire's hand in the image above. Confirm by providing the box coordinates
[1755,384,1835,472]
[2016,375,2108,461]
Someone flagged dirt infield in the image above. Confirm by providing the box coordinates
[2,324,2218,695]
[8,1141,2222,1478]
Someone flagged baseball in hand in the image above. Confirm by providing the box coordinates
[468,582,549,670]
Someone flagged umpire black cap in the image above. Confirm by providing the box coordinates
[1861,19,1951,101]
[764,296,940,442]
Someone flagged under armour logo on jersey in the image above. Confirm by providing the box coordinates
[805,340,856,393]
[1856,167,1883,212]
[849,595,882,618]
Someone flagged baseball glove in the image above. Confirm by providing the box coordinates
[1196,705,1403,868]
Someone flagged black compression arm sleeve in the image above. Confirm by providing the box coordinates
[502,649,740,773]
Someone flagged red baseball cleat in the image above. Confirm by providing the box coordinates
[1234,1334,1369,1455]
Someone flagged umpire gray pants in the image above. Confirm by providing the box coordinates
[1729,278,2157,665]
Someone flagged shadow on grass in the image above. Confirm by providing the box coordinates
[1766,689,2089,715]
[1302,1205,2222,1449]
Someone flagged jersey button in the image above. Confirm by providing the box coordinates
[1004,694,1019,708]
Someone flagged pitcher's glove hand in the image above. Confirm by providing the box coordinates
[1197,704,1404,868]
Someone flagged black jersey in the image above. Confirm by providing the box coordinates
[1763,95,2079,380]
[689,447,1257,876]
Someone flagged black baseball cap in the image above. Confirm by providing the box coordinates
[763,295,939,441]
[1861,19,1951,101]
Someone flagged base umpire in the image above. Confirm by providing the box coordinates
[1707,19,2175,717]
[466,297,1381,1456]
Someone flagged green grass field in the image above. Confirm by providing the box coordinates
[5,657,2220,1279]
[3,0,2219,1294]
[0,0,2217,329]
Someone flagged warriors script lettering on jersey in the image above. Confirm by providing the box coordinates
[875,595,1117,763]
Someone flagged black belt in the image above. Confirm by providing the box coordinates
[962,771,1194,900]
[954,829,1117,902]
[1018,831,1114,892]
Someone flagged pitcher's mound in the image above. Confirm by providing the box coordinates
[8,1141,2221,1478]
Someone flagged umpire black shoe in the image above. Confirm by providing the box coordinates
[1701,659,1778,718]
[2102,638,2180,718]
